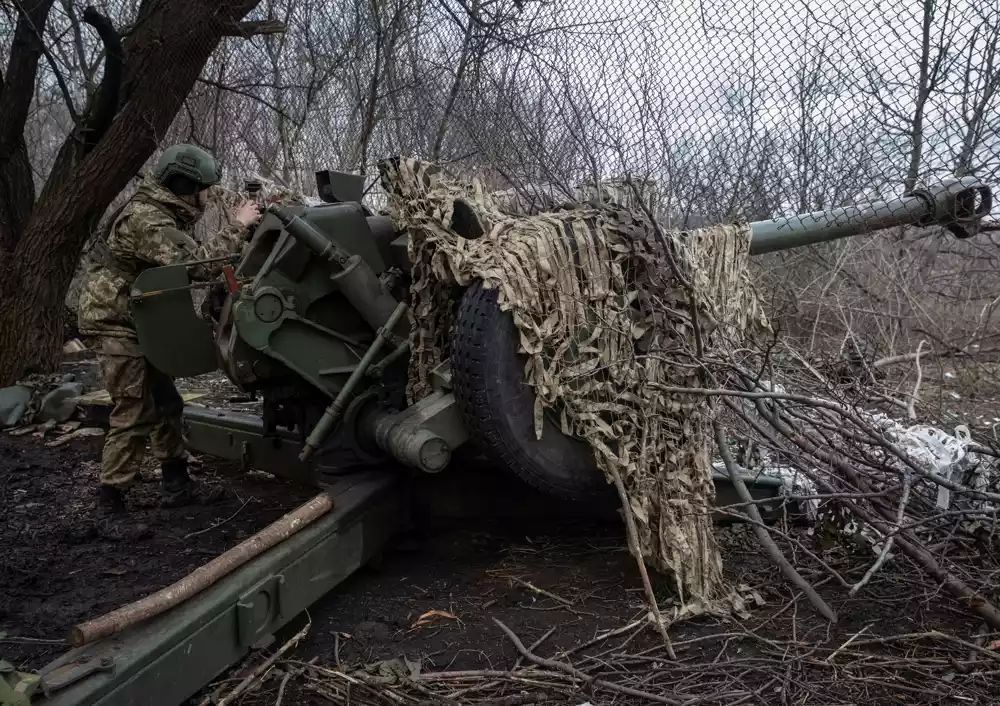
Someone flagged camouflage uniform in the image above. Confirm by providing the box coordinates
[78,173,245,493]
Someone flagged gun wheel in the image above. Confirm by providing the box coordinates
[450,280,614,503]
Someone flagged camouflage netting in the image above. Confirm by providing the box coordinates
[378,157,767,617]
[208,176,324,220]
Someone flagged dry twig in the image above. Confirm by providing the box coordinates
[606,465,677,659]
[713,420,837,623]
[216,619,311,706]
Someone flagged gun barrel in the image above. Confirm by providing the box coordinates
[749,176,993,255]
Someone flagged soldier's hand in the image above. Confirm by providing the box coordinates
[234,200,261,228]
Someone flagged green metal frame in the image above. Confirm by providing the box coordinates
[34,473,402,706]
[182,405,321,485]
[181,404,791,520]
[130,265,220,378]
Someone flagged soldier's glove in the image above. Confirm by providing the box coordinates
[201,281,228,323]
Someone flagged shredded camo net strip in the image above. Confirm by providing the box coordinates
[208,177,323,219]
[378,157,767,616]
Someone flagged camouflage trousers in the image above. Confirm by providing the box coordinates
[93,337,186,489]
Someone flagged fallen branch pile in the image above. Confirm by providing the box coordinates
[218,586,1000,706]
[712,350,1000,630]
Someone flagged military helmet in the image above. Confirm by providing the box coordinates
[153,143,222,193]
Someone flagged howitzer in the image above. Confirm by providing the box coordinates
[749,176,992,254]
[28,172,991,706]
[130,171,994,505]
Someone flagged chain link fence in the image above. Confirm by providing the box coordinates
[24,1,999,210]
[201,0,1000,216]
[10,0,1000,363]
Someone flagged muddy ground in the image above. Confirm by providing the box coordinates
[223,528,1000,705]
[0,432,315,669]
[3,367,1000,703]
[3,426,998,705]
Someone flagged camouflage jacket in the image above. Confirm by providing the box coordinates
[78,175,245,341]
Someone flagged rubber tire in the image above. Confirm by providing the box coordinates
[451,280,614,503]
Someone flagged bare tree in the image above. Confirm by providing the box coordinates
[0,0,284,384]
[854,0,963,192]
[953,0,1000,178]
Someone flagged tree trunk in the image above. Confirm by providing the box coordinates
[0,0,267,384]
[0,0,56,263]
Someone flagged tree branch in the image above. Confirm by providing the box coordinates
[0,0,56,257]
[77,5,124,152]
[196,77,301,124]
[35,14,80,125]
[713,420,837,622]
[221,19,286,37]
[0,0,57,149]
[37,4,123,195]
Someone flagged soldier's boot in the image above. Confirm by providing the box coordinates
[95,485,152,541]
[160,457,226,507]
[98,484,128,514]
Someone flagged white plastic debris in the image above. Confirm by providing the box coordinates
[722,407,997,528]
[757,379,786,394]
[874,417,970,474]
[861,414,993,511]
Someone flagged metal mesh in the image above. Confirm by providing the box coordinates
[10,0,1000,358]
[6,0,1000,645]
[16,1,999,217]
[184,1,1000,221]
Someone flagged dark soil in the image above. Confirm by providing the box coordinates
[3,426,1000,705]
[215,512,1000,705]
[230,522,1000,706]
[0,432,314,669]
[296,525,646,671]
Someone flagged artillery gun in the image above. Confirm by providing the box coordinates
[131,172,994,505]
[30,172,992,706]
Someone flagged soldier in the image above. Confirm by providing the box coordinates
[78,143,260,517]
